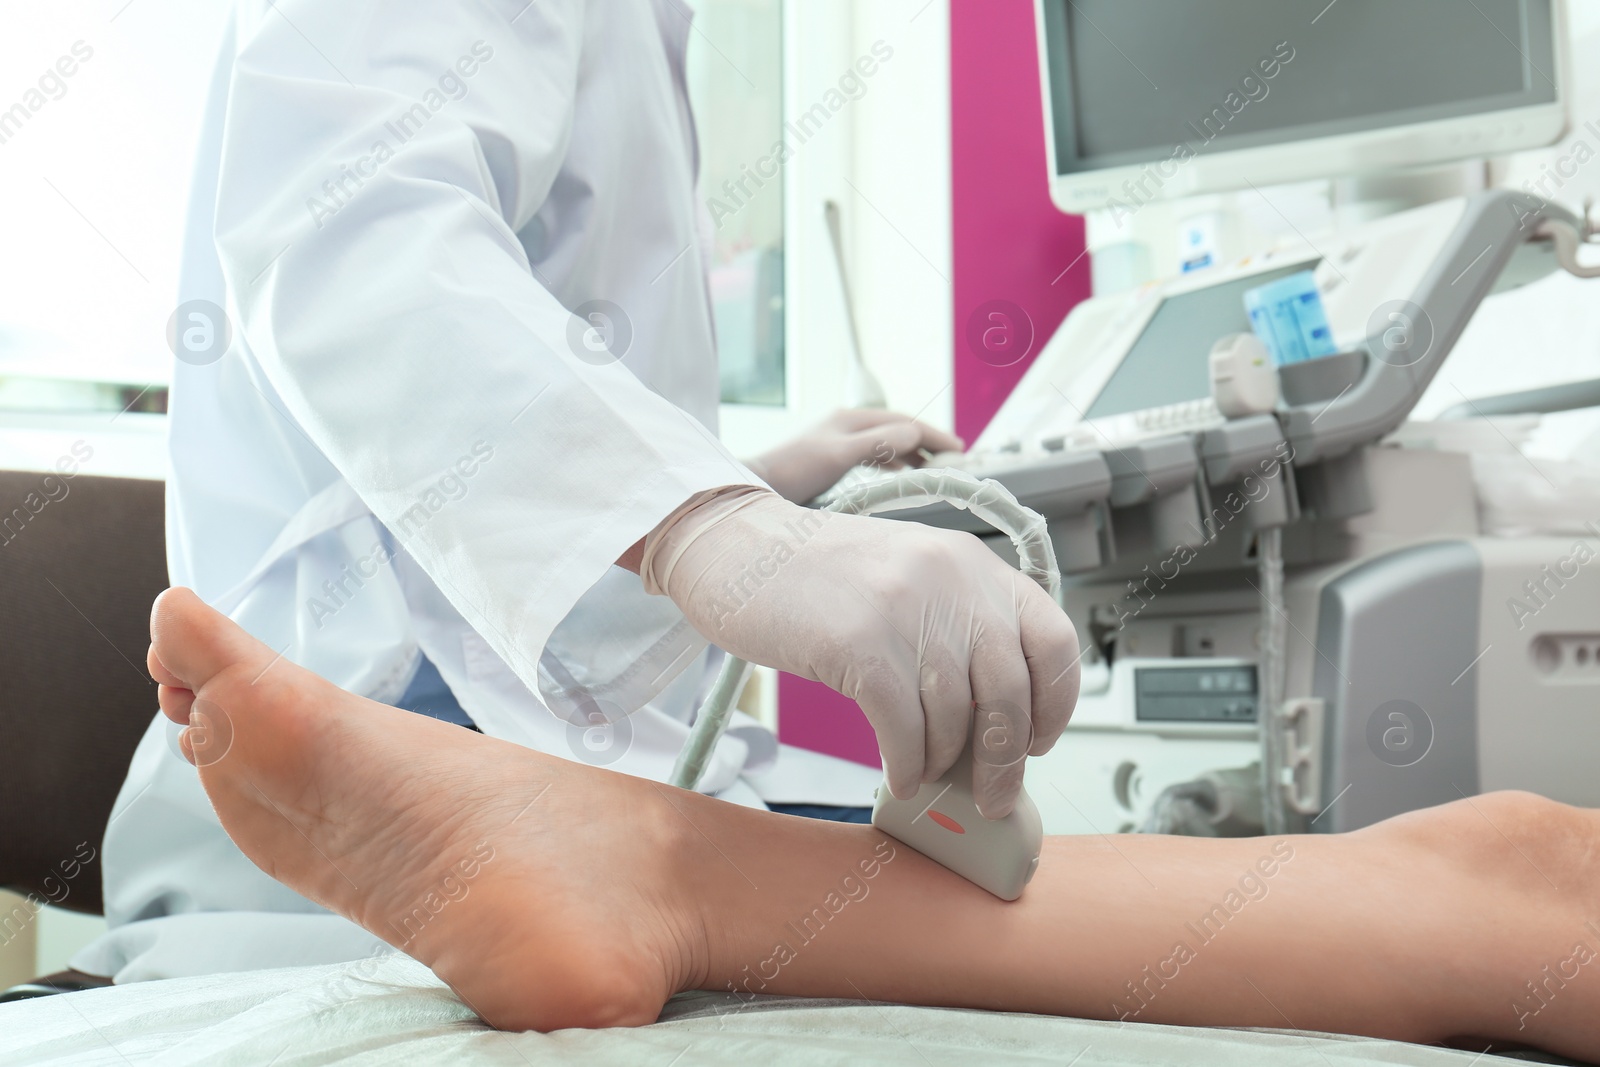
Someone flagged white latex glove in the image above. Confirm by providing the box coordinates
[642,487,1081,817]
[746,409,965,504]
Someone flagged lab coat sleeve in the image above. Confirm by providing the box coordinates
[211,2,755,690]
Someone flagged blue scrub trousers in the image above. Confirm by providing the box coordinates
[398,657,872,822]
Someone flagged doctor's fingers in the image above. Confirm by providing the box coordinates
[825,407,923,433]
[967,633,1034,820]
[846,661,929,802]
[1018,581,1081,758]
[830,408,964,452]
[907,419,964,456]
[845,419,963,471]
[916,640,974,785]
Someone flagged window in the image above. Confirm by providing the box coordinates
[686,0,787,407]
[0,2,811,419]
[0,4,227,411]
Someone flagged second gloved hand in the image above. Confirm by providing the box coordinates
[746,409,964,505]
[641,487,1081,817]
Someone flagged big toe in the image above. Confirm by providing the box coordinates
[150,587,273,696]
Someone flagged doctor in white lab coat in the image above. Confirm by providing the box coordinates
[78,0,1079,982]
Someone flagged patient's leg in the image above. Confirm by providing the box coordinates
[148,588,1599,1059]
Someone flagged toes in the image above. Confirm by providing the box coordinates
[159,682,196,725]
[148,640,186,688]
[149,587,272,692]
[176,720,198,765]
[181,697,236,768]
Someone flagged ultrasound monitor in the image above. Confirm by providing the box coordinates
[1035,0,1567,214]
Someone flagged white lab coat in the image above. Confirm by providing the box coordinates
[81,0,878,982]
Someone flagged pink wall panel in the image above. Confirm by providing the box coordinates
[950,0,1090,442]
[777,0,1091,767]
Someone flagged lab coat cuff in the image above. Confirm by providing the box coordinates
[528,461,767,719]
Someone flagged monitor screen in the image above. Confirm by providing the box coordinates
[1084,261,1314,420]
[1041,0,1557,175]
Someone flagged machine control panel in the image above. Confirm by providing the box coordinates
[1134,663,1258,724]
[1040,397,1225,454]
[1067,656,1259,736]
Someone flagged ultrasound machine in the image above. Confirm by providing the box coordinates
[871,0,1600,839]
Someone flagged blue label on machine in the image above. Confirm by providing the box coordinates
[1243,270,1338,367]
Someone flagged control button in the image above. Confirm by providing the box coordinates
[928,810,966,834]
[1041,435,1065,452]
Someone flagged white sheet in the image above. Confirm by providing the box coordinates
[0,955,1531,1066]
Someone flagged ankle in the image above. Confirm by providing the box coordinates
[635,784,733,995]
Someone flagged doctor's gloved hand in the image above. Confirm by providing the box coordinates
[641,487,1081,818]
[744,409,964,505]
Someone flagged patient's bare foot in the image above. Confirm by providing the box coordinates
[148,587,715,1031]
